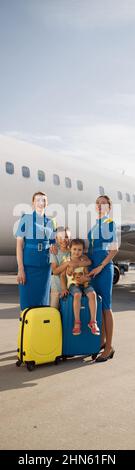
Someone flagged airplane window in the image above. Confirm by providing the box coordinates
[22,166,30,178]
[77,180,83,191]
[38,170,45,182]
[53,174,60,185]
[126,193,130,202]
[65,177,71,188]
[133,195,135,203]
[117,191,123,200]
[6,161,14,175]
[99,186,105,196]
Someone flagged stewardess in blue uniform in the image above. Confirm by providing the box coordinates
[87,195,118,362]
[16,191,56,310]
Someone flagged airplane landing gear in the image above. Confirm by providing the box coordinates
[113,265,120,285]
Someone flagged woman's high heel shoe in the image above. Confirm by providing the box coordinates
[95,348,115,363]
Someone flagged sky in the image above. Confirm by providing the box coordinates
[0,0,135,175]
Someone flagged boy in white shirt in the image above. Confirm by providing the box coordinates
[50,227,71,309]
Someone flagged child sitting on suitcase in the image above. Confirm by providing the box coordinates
[61,239,100,336]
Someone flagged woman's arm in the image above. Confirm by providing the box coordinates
[89,244,118,278]
[16,237,26,284]
[100,244,118,269]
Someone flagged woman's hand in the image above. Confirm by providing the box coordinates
[17,268,26,285]
[89,265,103,278]
[50,244,58,255]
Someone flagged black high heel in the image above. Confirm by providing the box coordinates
[95,348,115,363]
[91,342,106,360]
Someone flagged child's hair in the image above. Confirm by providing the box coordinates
[70,238,85,250]
[56,226,71,237]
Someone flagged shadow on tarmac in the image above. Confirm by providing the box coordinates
[0,284,18,301]
[0,355,17,362]
[0,307,19,319]
[0,306,20,320]
[0,284,135,319]
[0,350,17,356]
[113,283,135,312]
[0,355,96,393]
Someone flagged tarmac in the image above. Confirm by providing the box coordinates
[0,271,135,451]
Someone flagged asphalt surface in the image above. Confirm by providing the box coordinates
[0,271,135,450]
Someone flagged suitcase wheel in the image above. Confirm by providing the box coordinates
[62,356,67,362]
[26,361,35,371]
[16,359,22,367]
[55,356,61,365]
[91,353,98,360]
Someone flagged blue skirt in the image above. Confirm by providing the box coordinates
[90,263,114,311]
[19,265,51,310]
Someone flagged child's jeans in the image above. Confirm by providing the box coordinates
[69,283,95,296]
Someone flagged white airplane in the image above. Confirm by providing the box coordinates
[0,134,135,282]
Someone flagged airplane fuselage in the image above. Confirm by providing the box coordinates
[0,136,135,269]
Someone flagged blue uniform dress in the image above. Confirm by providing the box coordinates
[16,211,56,310]
[88,216,117,311]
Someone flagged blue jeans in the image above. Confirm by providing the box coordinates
[69,283,95,296]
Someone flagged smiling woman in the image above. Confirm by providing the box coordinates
[87,195,118,362]
[16,191,56,310]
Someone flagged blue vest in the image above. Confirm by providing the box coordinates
[88,216,117,267]
[17,211,55,267]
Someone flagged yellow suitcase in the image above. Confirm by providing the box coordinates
[16,306,62,371]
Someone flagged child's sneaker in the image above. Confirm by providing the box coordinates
[72,320,81,335]
[88,321,100,335]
